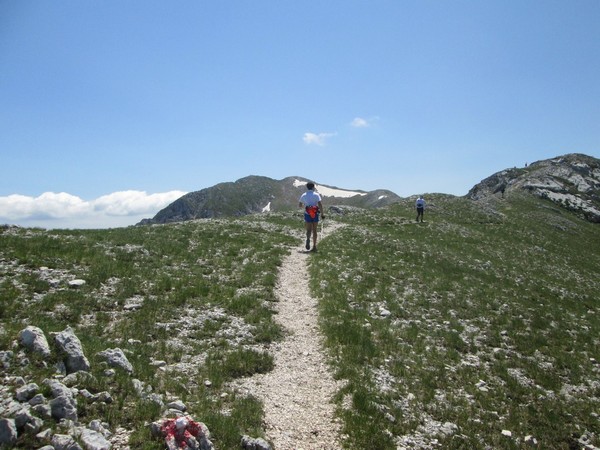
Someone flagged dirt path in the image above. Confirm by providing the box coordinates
[234,224,344,450]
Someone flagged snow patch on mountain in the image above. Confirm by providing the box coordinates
[293,179,366,198]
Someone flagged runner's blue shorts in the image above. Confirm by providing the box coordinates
[304,212,320,223]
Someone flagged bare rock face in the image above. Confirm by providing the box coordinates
[467,153,600,222]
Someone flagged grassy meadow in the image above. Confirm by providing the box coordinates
[1,217,298,449]
[313,193,600,449]
[1,191,599,449]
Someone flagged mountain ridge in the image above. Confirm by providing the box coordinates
[138,175,401,225]
[139,153,600,225]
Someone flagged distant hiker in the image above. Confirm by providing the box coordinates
[415,196,426,222]
[299,182,324,252]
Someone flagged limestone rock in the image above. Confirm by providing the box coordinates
[63,370,96,387]
[0,418,18,445]
[52,433,83,450]
[79,428,112,450]
[44,379,74,399]
[28,393,46,406]
[241,435,272,450]
[49,394,78,421]
[15,382,39,402]
[68,279,86,288]
[32,403,52,419]
[166,400,187,412]
[88,420,112,438]
[0,350,13,369]
[54,327,91,373]
[44,379,78,422]
[19,326,52,357]
[152,417,214,450]
[97,348,133,374]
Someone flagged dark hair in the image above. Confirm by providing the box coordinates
[306,182,315,190]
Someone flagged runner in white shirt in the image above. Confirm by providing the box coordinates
[299,182,325,252]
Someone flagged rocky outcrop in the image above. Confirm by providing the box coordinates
[467,153,600,222]
[2,323,222,449]
[2,326,132,448]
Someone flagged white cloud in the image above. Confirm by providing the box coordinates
[303,132,336,146]
[350,117,369,128]
[0,192,91,220]
[92,190,187,216]
[0,190,187,229]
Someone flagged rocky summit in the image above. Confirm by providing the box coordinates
[467,153,600,222]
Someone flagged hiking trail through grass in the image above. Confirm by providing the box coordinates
[234,223,344,450]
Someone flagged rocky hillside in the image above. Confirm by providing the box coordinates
[467,153,600,222]
[138,176,401,225]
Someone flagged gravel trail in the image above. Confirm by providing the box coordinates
[235,225,343,450]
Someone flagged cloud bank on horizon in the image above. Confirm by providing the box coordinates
[0,190,187,229]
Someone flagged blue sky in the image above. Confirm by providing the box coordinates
[1,1,599,228]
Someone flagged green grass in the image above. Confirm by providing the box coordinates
[2,197,599,449]
[0,216,297,449]
[311,193,600,449]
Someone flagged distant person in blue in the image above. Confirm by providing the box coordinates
[415,195,426,222]
[299,182,324,252]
